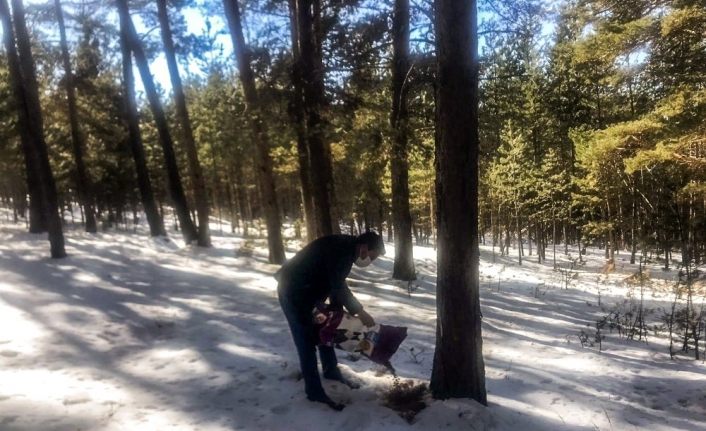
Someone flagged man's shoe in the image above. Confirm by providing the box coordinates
[307,394,345,411]
[323,370,361,389]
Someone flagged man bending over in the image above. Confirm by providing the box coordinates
[276,232,385,410]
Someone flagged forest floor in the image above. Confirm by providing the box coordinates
[0,213,705,430]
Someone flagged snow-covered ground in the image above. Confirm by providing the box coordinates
[0,215,705,430]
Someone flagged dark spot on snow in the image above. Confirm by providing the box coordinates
[270,404,290,414]
[0,416,18,425]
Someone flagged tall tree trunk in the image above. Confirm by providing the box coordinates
[429,182,436,249]
[552,206,557,269]
[578,227,583,263]
[234,160,249,237]
[288,0,316,241]
[223,0,285,263]
[537,224,542,263]
[630,189,637,264]
[293,0,336,236]
[4,0,66,258]
[607,199,615,261]
[156,0,211,246]
[563,223,568,255]
[312,0,340,235]
[490,204,496,262]
[430,0,486,404]
[0,0,44,233]
[516,203,522,265]
[117,0,197,243]
[390,0,416,281]
[117,3,165,237]
[54,0,96,233]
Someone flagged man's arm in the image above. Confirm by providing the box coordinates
[330,281,363,315]
[324,238,375,326]
[330,281,376,327]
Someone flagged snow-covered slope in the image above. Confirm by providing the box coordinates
[0,219,704,430]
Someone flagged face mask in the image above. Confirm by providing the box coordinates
[354,256,372,267]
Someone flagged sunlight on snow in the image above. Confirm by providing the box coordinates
[0,368,128,412]
[217,343,279,361]
[71,271,102,284]
[374,300,399,308]
[121,303,191,321]
[0,299,46,354]
[119,347,215,380]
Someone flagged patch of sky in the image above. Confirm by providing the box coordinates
[4,0,558,93]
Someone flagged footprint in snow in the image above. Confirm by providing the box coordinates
[270,404,290,414]
[1,416,18,426]
[63,395,91,406]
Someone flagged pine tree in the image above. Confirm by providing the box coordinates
[54,0,97,233]
[156,0,211,247]
[117,0,198,243]
[2,0,66,258]
[430,0,487,403]
[390,0,416,281]
[117,0,166,237]
[223,0,285,264]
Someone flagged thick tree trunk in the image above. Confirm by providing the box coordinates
[288,0,316,241]
[4,0,66,258]
[223,0,285,263]
[117,0,197,243]
[430,0,487,404]
[55,0,96,233]
[0,1,44,233]
[156,0,211,246]
[429,183,436,248]
[390,0,416,281]
[117,5,165,237]
[293,0,337,237]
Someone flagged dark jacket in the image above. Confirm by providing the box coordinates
[276,235,363,318]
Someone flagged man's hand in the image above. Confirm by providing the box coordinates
[357,309,375,327]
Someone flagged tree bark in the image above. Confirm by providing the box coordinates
[430,0,487,404]
[390,0,416,281]
[516,203,523,265]
[54,0,96,233]
[117,2,165,237]
[4,0,66,258]
[0,0,44,233]
[288,0,316,241]
[552,206,557,269]
[156,0,211,246]
[293,0,336,237]
[223,0,285,263]
[117,0,198,243]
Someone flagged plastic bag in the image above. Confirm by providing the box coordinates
[313,305,407,369]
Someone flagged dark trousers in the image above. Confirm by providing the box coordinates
[278,286,339,399]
